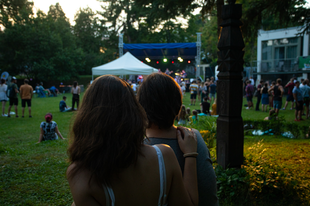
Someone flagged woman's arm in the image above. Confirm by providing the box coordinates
[78,86,81,95]
[55,126,65,140]
[164,128,198,206]
[38,128,44,143]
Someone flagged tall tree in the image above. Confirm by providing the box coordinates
[0,0,33,28]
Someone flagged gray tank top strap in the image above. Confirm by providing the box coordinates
[102,183,115,206]
[152,145,168,206]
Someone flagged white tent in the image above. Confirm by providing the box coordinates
[92,52,157,79]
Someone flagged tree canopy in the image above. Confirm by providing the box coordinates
[0,0,309,81]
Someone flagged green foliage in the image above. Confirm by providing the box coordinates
[215,165,248,201]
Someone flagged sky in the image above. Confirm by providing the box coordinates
[32,0,310,25]
[32,0,103,24]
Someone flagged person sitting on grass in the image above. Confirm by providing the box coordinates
[38,113,65,143]
[191,110,198,124]
[186,107,191,121]
[211,99,217,115]
[59,96,72,112]
[178,105,187,125]
[200,97,210,116]
[264,109,278,121]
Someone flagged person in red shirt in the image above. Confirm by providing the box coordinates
[282,78,295,110]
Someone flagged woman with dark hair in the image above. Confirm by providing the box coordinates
[67,75,199,206]
[178,105,187,125]
[38,113,65,143]
[261,83,269,112]
[0,79,8,116]
[71,81,80,111]
[138,73,218,206]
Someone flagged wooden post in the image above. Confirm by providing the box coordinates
[216,0,245,169]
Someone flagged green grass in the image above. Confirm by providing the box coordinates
[0,92,309,205]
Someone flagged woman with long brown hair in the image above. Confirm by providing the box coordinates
[67,75,199,206]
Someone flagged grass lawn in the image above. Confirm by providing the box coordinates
[0,92,309,205]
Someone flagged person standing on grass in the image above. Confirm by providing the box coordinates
[282,78,295,110]
[0,79,9,116]
[299,79,310,119]
[189,80,199,106]
[269,81,275,110]
[293,81,304,121]
[249,76,254,86]
[7,77,19,118]
[245,80,254,109]
[19,79,33,118]
[209,80,216,105]
[38,113,65,143]
[71,81,80,111]
[201,81,209,103]
[269,78,283,115]
[261,83,269,112]
[255,80,264,111]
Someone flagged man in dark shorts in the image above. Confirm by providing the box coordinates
[283,78,295,110]
[245,80,254,109]
[293,81,304,121]
[20,79,33,117]
[189,80,199,106]
[269,78,284,115]
[8,77,19,117]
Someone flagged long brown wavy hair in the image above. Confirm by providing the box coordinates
[67,75,147,184]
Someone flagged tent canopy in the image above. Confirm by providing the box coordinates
[123,43,197,59]
[92,52,157,76]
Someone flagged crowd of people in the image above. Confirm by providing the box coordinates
[2,72,310,206]
[245,76,310,121]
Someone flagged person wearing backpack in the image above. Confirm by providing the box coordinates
[7,77,19,117]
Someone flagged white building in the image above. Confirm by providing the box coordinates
[256,26,310,83]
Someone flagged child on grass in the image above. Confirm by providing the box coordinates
[191,110,198,124]
[178,105,187,125]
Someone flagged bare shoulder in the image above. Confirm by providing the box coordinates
[67,163,91,193]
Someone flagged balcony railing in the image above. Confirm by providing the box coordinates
[252,58,302,73]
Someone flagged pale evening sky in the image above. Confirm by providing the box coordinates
[31,0,310,25]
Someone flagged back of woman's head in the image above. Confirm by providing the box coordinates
[73,81,78,88]
[1,79,5,84]
[68,75,147,183]
[137,73,182,129]
[45,113,53,123]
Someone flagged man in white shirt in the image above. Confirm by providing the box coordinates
[250,76,254,86]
